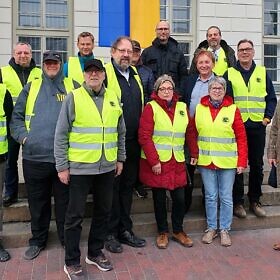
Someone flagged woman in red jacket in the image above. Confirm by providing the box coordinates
[195,76,247,247]
[138,74,198,249]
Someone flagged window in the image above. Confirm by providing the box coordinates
[263,0,280,84]
[14,0,72,65]
[160,0,194,68]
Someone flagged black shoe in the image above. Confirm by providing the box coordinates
[118,231,146,248]
[105,235,123,253]
[23,245,44,260]
[134,185,148,198]
[85,252,113,272]
[3,194,18,207]
[0,244,10,262]
[64,264,85,280]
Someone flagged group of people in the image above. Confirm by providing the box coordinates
[0,20,278,280]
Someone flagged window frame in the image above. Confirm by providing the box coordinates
[263,0,280,88]
[13,0,73,65]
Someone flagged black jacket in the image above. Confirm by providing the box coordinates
[141,37,188,94]
[189,39,236,74]
[105,62,143,141]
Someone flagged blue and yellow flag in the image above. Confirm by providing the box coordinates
[99,0,160,48]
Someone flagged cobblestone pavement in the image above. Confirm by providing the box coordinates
[1,228,280,280]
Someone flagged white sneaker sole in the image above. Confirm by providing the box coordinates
[85,256,112,272]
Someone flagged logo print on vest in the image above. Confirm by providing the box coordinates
[179,110,185,116]
[222,117,229,123]
[256,77,261,83]
[110,101,116,107]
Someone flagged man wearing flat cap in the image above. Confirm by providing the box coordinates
[54,58,126,278]
[10,50,79,260]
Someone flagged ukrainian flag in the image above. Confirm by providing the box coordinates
[99,0,160,48]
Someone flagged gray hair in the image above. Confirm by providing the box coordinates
[208,76,227,92]
[154,74,175,92]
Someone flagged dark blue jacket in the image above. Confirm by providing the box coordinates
[136,64,154,104]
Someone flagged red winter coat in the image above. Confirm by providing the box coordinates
[138,92,198,190]
[195,95,248,169]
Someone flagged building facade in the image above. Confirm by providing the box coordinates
[0,0,279,90]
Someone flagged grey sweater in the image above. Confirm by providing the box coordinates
[54,83,126,175]
[10,66,78,163]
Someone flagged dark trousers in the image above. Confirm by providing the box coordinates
[0,161,5,233]
[23,159,69,247]
[152,187,185,234]
[108,140,140,235]
[64,171,115,266]
[233,125,265,205]
[4,136,20,197]
[185,164,196,213]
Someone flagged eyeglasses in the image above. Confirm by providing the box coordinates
[156,28,169,31]
[210,87,224,92]
[115,48,133,55]
[238,47,253,53]
[158,87,173,92]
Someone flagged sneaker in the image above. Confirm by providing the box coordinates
[202,229,217,244]
[0,244,10,262]
[156,233,169,249]
[85,252,113,272]
[220,230,232,247]
[105,235,123,253]
[64,264,85,280]
[233,204,246,218]
[23,245,44,260]
[172,231,193,247]
[249,202,266,217]
[134,184,148,198]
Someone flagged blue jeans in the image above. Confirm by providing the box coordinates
[199,167,235,231]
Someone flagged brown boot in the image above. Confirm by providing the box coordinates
[172,232,193,247]
[156,233,169,249]
[233,204,246,218]
[249,202,266,217]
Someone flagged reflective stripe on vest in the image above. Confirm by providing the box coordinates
[68,57,84,84]
[141,101,188,162]
[68,87,122,163]
[105,62,144,107]
[228,66,266,122]
[212,48,228,76]
[25,77,74,131]
[195,104,237,168]
[0,84,7,154]
[1,65,42,105]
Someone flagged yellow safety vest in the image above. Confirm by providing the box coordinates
[228,66,266,122]
[25,77,74,131]
[141,101,188,162]
[212,48,228,76]
[105,62,144,106]
[1,65,42,105]
[68,57,84,84]
[195,104,238,168]
[0,84,7,154]
[68,87,122,163]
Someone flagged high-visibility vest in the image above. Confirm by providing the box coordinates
[212,48,228,76]
[0,84,7,154]
[228,66,266,122]
[25,77,74,131]
[1,65,42,105]
[141,100,188,162]
[68,57,84,84]
[68,86,122,163]
[195,104,238,168]
[105,62,144,106]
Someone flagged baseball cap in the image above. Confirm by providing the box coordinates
[43,51,62,62]
[131,40,141,52]
[84,59,105,72]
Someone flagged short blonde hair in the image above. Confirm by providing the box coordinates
[154,74,175,92]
